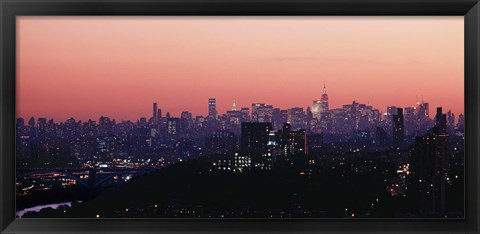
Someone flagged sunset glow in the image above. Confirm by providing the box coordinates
[17,16,464,122]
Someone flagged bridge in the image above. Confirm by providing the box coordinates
[16,167,157,189]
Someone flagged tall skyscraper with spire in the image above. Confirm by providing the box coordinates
[319,82,329,116]
[312,82,329,120]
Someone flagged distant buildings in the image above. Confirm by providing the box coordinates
[287,107,306,130]
[16,93,464,218]
[205,130,238,157]
[408,107,449,213]
[167,118,180,135]
[312,100,321,120]
[393,108,405,148]
[240,122,272,157]
[18,96,462,178]
[320,83,329,117]
[208,98,217,120]
[251,103,273,123]
[153,102,158,121]
[277,123,307,158]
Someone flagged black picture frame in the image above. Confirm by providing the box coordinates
[1,0,479,233]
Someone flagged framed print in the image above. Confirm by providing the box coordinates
[1,0,479,233]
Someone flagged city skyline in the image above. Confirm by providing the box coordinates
[17,16,463,122]
[17,96,460,125]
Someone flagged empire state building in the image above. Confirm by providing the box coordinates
[320,83,329,116]
[312,83,329,120]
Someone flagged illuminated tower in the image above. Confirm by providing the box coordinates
[232,99,237,111]
[208,98,217,120]
[319,83,329,116]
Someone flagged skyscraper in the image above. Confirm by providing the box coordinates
[320,83,329,116]
[456,114,464,132]
[393,108,405,148]
[258,105,273,123]
[312,100,321,120]
[409,108,449,213]
[240,108,250,122]
[157,109,162,119]
[251,103,265,122]
[153,102,158,120]
[180,111,193,132]
[28,117,35,128]
[418,101,430,119]
[240,122,272,156]
[435,107,447,134]
[167,117,180,135]
[287,107,306,130]
[208,98,217,120]
[206,130,237,156]
[278,123,307,158]
[404,107,416,136]
[447,110,455,133]
[386,106,398,128]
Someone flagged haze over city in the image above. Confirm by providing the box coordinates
[16,16,465,219]
[17,16,463,122]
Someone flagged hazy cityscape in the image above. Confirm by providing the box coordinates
[16,84,465,218]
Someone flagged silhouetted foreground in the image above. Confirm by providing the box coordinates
[21,157,462,218]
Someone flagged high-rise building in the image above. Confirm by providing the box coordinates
[277,123,307,158]
[240,108,250,122]
[386,106,398,128]
[306,107,313,120]
[414,100,431,135]
[408,108,449,213]
[153,102,158,120]
[287,107,306,130]
[258,105,273,123]
[271,108,282,130]
[447,110,455,133]
[180,111,193,132]
[435,107,447,133]
[28,117,35,128]
[251,103,265,122]
[205,130,237,156]
[418,101,430,119]
[456,114,464,132]
[167,118,180,135]
[320,83,329,116]
[404,107,416,136]
[393,108,405,148]
[208,98,217,120]
[157,109,162,119]
[312,100,321,120]
[240,122,272,156]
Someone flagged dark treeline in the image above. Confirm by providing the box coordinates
[23,157,400,218]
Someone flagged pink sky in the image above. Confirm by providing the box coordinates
[17,16,464,122]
